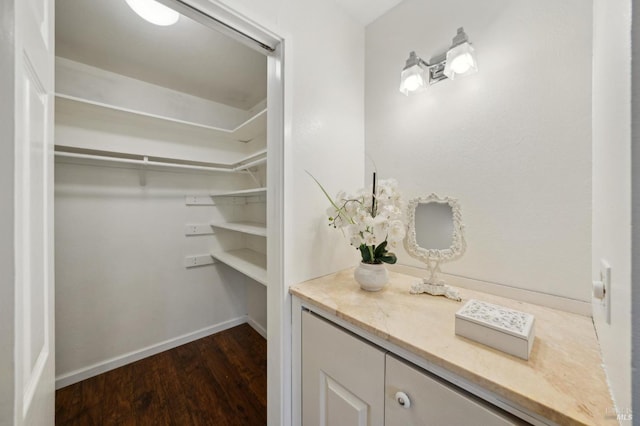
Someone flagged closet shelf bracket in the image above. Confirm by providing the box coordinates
[233,156,267,172]
[246,168,261,186]
[139,156,149,186]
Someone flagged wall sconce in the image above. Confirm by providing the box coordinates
[399,27,478,96]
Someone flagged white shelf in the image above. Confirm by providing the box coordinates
[232,148,267,171]
[54,146,266,173]
[55,150,242,174]
[210,221,267,237]
[211,249,267,286]
[211,187,267,197]
[235,148,267,165]
[55,94,266,143]
[232,109,267,142]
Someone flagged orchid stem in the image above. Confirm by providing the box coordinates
[371,172,377,217]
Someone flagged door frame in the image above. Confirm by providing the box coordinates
[0,0,290,423]
[0,1,17,423]
[155,1,291,424]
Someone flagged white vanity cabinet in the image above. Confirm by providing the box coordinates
[293,271,615,425]
[302,311,385,425]
[302,311,522,426]
[385,355,521,425]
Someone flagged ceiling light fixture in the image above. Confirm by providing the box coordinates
[399,27,478,96]
[125,0,180,26]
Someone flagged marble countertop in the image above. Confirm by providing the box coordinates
[290,269,615,425]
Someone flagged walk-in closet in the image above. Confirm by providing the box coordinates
[53,0,270,399]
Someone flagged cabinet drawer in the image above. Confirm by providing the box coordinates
[302,311,385,426]
[385,355,525,426]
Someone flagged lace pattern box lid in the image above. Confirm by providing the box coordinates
[455,299,536,360]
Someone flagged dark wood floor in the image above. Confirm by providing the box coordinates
[56,323,267,426]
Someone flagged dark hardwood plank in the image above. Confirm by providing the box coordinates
[56,324,267,426]
[148,350,192,426]
[130,355,170,425]
[101,363,135,425]
[213,328,267,407]
[196,332,266,425]
[55,381,80,415]
[55,383,84,425]
[80,373,106,409]
[236,328,267,410]
[172,338,234,426]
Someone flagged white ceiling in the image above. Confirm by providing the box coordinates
[56,0,267,110]
[55,0,400,110]
[334,0,404,26]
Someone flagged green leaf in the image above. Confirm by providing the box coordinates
[359,244,371,263]
[374,240,388,259]
[380,253,397,264]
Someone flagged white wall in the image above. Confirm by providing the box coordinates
[55,161,252,382]
[247,280,267,336]
[0,0,15,422]
[592,0,633,415]
[365,0,592,301]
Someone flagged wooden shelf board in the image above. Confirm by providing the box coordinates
[211,248,267,286]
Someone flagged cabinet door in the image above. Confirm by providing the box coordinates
[302,311,385,426]
[385,355,524,426]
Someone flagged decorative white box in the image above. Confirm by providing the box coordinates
[455,299,535,360]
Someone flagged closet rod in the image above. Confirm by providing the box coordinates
[55,151,243,173]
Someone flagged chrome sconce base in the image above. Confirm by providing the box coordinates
[428,61,447,85]
[399,27,478,96]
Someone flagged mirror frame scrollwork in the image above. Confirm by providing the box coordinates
[404,193,466,263]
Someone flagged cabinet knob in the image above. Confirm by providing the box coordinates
[395,391,411,408]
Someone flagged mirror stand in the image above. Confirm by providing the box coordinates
[409,259,461,301]
[404,194,466,302]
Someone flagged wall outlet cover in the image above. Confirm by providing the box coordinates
[185,195,215,205]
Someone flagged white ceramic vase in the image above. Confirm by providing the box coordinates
[354,262,389,292]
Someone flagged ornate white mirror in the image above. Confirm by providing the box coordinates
[404,193,466,300]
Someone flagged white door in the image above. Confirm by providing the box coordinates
[13,0,55,424]
[302,312,385,426]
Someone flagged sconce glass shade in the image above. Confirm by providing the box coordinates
[125,0,180,26]
[399,52,427,96]
[443,42,478,80]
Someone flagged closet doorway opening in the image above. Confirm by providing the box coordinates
[54,0,284,423]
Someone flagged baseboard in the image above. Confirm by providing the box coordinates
[247,316,267,339]
[55,316,247,389]
[388,264,592,316]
